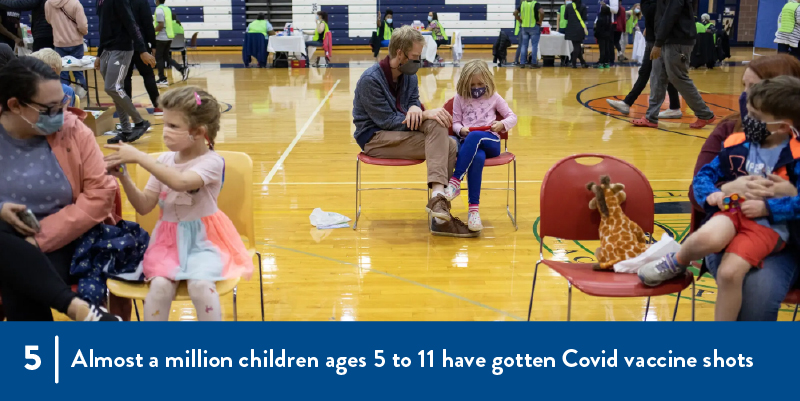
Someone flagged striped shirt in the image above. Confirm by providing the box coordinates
[775,7,800,47]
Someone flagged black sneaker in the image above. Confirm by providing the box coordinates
[530,64,541,69]
[125,120,151,143]
[106,130,131,144]
[84,305,122,321]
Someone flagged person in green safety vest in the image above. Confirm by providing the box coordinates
[556,1,570,31]
[154,0,187,86]
[373,9,394,59]
[695,13,716,42]
[517,0,543,69]
[304,11,329,64]
[427,11,449,62]
[622,3,641,52]
[775,0,800,61]
[173,14,184,36]
[247,12,275,39]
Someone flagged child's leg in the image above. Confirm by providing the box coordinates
[144,277,178,321]
[714,252,752,321]
[675,214,737,266]
[465,137,502,206]
[187,280,222,321]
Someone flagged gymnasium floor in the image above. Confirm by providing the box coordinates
[87,48,799,322]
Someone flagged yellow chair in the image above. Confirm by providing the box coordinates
[106,151,264,321]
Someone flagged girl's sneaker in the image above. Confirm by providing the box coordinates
[603,63,610,69]
[444,181,461,201]
[467,211,483,232]
[84,305,122,321]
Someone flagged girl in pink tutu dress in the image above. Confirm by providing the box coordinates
[104,87,253,321]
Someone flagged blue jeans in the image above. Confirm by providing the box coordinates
[518,26,541,66]
[453,131,501,205]
[705,250,800,321]
[55,45,86,90]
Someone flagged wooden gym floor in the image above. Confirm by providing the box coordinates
[73,48,798,321]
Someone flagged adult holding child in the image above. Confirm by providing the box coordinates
[650,54,800,321]
[353,26,469,236]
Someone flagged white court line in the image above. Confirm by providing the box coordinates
[261,79,341,185]
[255,179,693,185]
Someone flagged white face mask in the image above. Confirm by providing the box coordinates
[428,16,432,22]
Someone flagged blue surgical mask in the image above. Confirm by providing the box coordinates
[739,91,748,119]
[471,87,487,99]
[428,16,433,22]
[634,8,640,13]
[23,105,64,135]
[566,0,572,4]
[386,18,393,24]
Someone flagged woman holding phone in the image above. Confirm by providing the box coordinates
[0,56,121,321]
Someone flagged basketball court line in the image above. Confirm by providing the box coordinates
[260,80,341,185]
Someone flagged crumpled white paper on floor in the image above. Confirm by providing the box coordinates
[310,208,351,229]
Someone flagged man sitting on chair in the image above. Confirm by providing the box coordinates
[353,26,471,236]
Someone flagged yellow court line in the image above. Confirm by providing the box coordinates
[261,79,342,185]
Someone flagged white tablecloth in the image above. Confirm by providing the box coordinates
[268,35,306,56]
[538,33,573,57]
[421,35,438,62]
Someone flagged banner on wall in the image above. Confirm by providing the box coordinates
[754,0,785,50]
[0,322,798,399]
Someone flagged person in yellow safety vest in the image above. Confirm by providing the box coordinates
[247,12,275,38]
[513,7,523,65]
[517,0,543,69]
[775,0,800,61]
[304,11,329,65]
[556,1,570,31]
[173,14,184,36]
[373,9,394,59]
[153,0,187,85]
[618,3,641,62]
[695,13,716,42]
[427,11,449,62]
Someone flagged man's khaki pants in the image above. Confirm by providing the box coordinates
[364,120,458,187]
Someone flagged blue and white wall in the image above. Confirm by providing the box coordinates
[79,0,247,47]
[291,0,517,45]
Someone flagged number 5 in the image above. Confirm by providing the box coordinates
[25,346,41,370]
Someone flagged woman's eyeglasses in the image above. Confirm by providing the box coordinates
[27,93,70,117]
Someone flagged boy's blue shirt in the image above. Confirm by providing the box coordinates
[693,133,800,245]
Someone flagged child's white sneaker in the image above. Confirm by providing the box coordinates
[444,182,461,201]
[467,211,483,232]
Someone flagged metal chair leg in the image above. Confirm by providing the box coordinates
[257,251,264,321]
[512,159,517,230]
[134,300,140,321]
[527,260,541,321]
[644,296,651,321]
[233,286,238,322]
[672,291,681,321]
[793,304,798,321]
[353,158,361,230]
[567,281,573,322]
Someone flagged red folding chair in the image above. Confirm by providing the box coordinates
[353,154,430,230]
[443,98,517,230]
[528,154,695,321]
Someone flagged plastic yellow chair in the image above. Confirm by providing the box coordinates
[106,151,264,321]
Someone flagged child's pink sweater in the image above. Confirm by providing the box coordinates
[452,92,517,138]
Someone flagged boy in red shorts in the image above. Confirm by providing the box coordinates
[638,76,800,320]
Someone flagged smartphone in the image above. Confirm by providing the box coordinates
[17,209,41,233]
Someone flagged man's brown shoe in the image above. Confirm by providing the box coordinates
[426,194,452,221]
[431,216,480,238]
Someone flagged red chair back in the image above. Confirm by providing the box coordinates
[443,97,508,140]
[539,154,654,241]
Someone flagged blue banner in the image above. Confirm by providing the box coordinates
[0,323,796,399]
[755,0,784,49]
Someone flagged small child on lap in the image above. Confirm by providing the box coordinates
[638,76,800,320]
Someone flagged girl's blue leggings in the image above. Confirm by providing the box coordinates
[452,131,501,205]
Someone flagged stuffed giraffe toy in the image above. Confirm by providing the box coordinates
[587,175,649,271]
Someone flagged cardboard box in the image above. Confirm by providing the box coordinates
[86,107,155,137]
